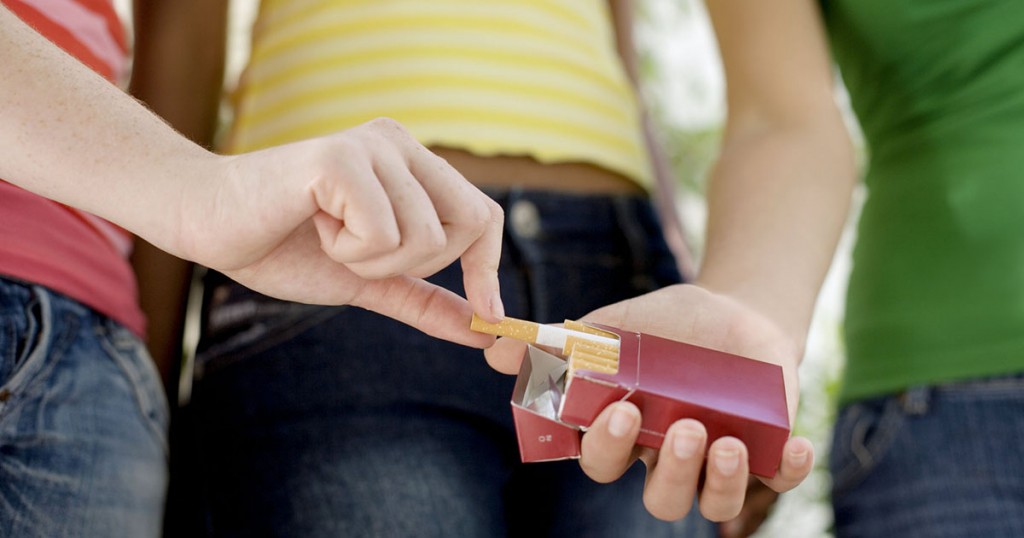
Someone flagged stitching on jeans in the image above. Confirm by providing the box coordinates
[0,292,78,416]
[831,397,905,495]
[96,322,169,454]
[195,306,340,379]
[937,374,1024,399]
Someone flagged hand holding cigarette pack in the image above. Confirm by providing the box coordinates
[472,315,791,478]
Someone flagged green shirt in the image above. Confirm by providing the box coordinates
[823,0,1024,404]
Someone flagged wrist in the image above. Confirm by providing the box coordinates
[161,152,235,264]
[691,277,810,362]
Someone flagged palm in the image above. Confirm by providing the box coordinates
[582,283,802,424]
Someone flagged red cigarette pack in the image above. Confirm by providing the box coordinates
[510,324,790,477]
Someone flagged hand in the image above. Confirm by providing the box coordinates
[180,118,504,347]
[719,478,781,538]
[484,284,814,521]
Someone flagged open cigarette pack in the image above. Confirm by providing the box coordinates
[472,316,791,478]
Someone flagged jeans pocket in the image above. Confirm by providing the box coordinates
[0,289,70,415]
[196,296,336,379]
[97,322,170,454]
[829,396,906,496]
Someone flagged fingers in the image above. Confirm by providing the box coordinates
[312,122,448,274]
[311,118,504,321]
[310,151,403,265]
[640,419,707,521]
[638,424,752,523]
[697,437,750,521]
[482,336,528,374]
[579,402,642,483]
[717,437,814,537]
[456,199,504,322]
[564,396,808,526]
[339,149,449,275]
[348,274,495,349]
[405,147,505,321]
[758,435,815,493]
[720,477,780,538]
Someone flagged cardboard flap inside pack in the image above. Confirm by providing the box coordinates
[471,315,791,478]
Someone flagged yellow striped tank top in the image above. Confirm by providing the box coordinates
[224,0,653,188]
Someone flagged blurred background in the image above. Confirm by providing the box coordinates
[115,1,865,535]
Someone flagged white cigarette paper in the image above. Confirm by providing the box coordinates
[470,314,620,350]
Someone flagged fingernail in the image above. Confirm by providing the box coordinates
[673,430,701,459]
[490,291,505,320]
[715,448,740,476]
[608,407,635,438]
[790,448,809,467]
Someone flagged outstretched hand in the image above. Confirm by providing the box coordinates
[484,284,814,523]
[181,118,504,347]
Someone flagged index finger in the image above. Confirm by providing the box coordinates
[458,198,504,321]
[349,274,495,348]
[406,149,505,322]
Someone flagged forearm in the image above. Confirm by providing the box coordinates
[698,115,856,352]
[695,0,857,354]
[0,5,220,256]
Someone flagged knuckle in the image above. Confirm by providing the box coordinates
[402,224,445,258]
[486,198,504,225]
[374,227,402,252]
[321,138,366,177]
[426,229,448,253]
[365,117,413,146]
[367,116,403,131]
[348,261,399,281]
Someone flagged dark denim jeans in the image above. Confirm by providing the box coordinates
[0,278,169,537]
[173,190,715,537]
[830,374,1024,537]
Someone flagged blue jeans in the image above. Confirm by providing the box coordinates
[0,278,169,537]
[830,374,1024,537]
[173,190,715,537]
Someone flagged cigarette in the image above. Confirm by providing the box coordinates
[470,314,619,350]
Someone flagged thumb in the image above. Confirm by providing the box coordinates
[482,336,529,374]
[351,276,495,348]
[578,299,638,331]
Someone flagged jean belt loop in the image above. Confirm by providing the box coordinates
[611,195,656,292]
[899,385,931,416]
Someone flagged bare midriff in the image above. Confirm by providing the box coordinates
[431,147,644,195]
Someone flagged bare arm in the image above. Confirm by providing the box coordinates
[699,0,856,347]
[0,4,218,250]
[0,5,505,347]
[127,0,230,383]
[486,0,855,523]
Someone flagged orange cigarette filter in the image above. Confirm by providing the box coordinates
[471,314,621,374]
[471,314,618,350]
